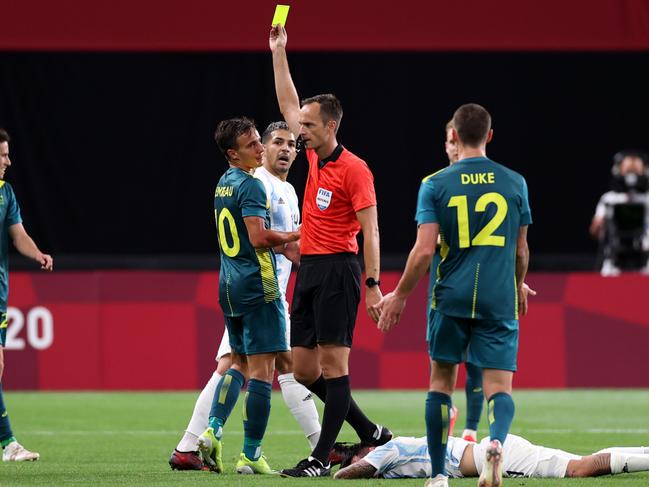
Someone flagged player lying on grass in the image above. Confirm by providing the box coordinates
[333,434,649,480]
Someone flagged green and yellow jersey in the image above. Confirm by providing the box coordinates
[214,167,280,317]
[417,157,532,320]
[0,181,22,312]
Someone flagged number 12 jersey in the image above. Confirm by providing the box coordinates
[416,157,532,320]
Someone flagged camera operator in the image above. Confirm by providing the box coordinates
[590,150,649,276]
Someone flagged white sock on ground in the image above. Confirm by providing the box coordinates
[595,446,649,455]
[278,373,321,449]
[176,371,222,452]
[609,453,649,474]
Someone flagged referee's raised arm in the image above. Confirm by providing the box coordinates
[270,25,301,138]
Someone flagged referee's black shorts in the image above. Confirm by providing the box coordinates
[290,253,361,348]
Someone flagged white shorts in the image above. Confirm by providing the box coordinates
[473,434,581,479]
[215,297,291,360]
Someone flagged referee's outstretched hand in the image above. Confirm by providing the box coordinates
[376,292,406,333]
[269,24,287,51]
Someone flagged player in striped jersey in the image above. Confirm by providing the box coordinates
[334,434,649,480]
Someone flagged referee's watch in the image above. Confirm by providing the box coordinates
[365,277,381,288]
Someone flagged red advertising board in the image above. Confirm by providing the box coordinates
[3,271,649,390]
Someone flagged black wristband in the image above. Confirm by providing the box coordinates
[365,277,380,288]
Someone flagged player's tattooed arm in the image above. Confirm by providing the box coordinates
[333,460,377,479]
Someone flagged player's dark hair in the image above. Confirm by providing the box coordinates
[337,443,373,469]
[214,117,256,161]
[0,128,10,143]
[451,103,491,147]
[262,121,290,144]
[301,93,343,132]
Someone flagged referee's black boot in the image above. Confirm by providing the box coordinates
[366,424,393,447]
[280,456,331,477]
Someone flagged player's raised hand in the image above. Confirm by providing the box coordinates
[38,253,53,271]
[269,24,287,51]
[376,292,406,332]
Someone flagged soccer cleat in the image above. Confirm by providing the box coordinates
[280,456,331,477]
[2,442,40,462]
[424,474,449,487]
[448,405,459,437]
[367,424,393,446]
[478,439,503,487]
[235,452,278,474]
[168,449,205,471]
[197,427,223,473]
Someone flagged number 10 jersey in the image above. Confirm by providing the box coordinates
[416,157,532,320]
[214,167,280,317]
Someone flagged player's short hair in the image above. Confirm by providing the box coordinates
[451,103,491,147]
[214,117,257,161]
[262,121,290,144]
[301,93,343,132]
[0,128,10,143]
[334,442,373,469]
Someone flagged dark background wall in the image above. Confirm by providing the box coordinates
[1,0,648,270]
[1,51,648,268]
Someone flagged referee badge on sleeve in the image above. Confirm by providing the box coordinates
[316,187,332,211]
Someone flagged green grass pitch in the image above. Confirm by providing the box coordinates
[0,390,648,486]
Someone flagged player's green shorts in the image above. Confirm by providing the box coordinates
[224,298,288,355]
[0,311,7,348]
[427,309,518,371]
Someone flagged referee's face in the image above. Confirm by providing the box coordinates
[299,103,330,150]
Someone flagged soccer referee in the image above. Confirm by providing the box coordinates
[270,25,391,477]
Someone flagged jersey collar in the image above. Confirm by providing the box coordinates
[318,144,344,169]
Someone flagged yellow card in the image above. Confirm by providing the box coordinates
[272,5,290,27]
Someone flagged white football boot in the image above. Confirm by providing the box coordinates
[424,474,449,487]
[478,439,503,487]
[2,441,40,462]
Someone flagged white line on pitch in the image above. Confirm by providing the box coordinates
[22,428,649,436]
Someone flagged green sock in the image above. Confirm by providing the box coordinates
[1,436,16,448]
[242,379,272,461]
[208,368,245,439]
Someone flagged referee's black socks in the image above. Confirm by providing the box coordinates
[307,374,379,462]
[311,375,351,463]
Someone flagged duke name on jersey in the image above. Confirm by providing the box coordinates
[417,157,532,320]
[0,181,22,311]
[254,166,299,297]
[214,167,279,317]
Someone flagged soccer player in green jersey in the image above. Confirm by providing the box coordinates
[198,117,300,475]
[0,128,53,462]
[377,104,532,487]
